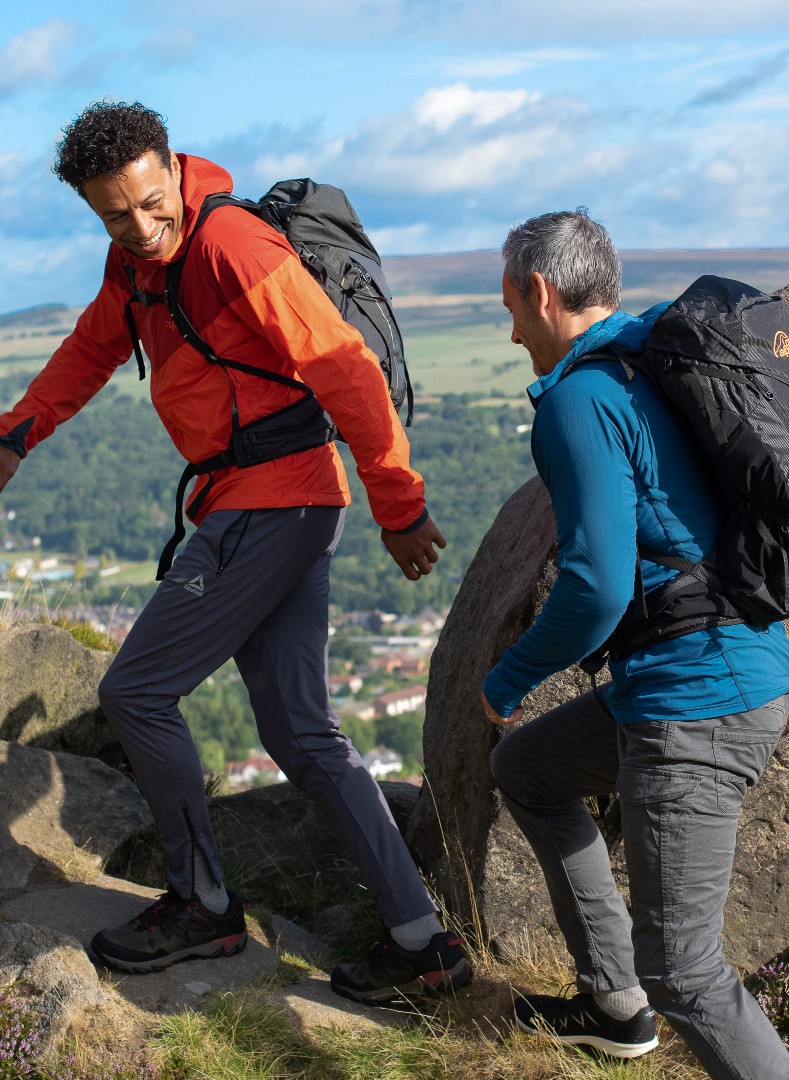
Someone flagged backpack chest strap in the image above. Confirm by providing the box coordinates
[123,264,167,380]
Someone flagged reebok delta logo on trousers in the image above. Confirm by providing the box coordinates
[185,575,205,596]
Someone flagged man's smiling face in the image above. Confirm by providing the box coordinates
[82,149,184,260]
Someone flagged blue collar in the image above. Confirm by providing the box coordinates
[528,303,670,405]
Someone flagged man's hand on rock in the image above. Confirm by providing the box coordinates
[482,691,524,726]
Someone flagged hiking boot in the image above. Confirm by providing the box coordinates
[90,887,248,973]
[514,990,658,1059]
[330,930,471,1006]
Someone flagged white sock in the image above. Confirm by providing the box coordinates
[390,913,444,952]
[593,984,649,1021]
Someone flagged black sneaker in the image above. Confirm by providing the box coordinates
[514,990,658,1059]
[90,888,248,974]
[330,930,471,1006]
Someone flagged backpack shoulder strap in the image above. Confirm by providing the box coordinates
[122,264,163,380]
[163,195,308,392]
[561,341,637,382]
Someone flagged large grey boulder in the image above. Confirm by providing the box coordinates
[0,623,120,762]
[0,921,103,1053]
[1,876,280,1015]
[409,473,789,973]
[409,476,590,959]
[0,739,152,898]
[724,736,789,971]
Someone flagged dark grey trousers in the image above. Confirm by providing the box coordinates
[490,685,789,1080]
[98,506,436,927]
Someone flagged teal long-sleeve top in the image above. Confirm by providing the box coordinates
[483,306,789,724]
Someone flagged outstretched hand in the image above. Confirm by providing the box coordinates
[0,446,21,495]
[381,515,447,580]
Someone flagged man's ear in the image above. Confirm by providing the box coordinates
[528,271,552,318]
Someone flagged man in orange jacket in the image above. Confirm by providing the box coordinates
[0,101,470,1003]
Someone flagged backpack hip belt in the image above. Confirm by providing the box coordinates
[156,393,333,581]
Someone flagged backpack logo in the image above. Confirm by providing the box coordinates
[774,331,789,358]
[184,575,205,597]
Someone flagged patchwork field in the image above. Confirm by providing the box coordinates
[1,248,787,405]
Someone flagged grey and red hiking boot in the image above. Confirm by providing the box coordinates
[90,887,248,973]
[330,930,471,1006]
[514,990,658,1059]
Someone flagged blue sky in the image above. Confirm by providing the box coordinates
[2,1,789,313]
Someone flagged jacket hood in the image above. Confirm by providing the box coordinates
[122,153,234,271]
[177,153,234,244]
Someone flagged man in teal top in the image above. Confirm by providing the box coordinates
[483,210,789,1079]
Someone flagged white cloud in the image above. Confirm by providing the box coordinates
[243,83,580,197]
[369,222,431,254]
[732,93,789,112]
[251,151,316,185]
[412,83,537,132]
[440,48,602,79]
[151,0,789,44]
[704,159,740,185]
[0,20,76,93]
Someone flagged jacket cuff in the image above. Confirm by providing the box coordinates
[0,435,27,459]
[388,508,429,534]
[0,418,34,459]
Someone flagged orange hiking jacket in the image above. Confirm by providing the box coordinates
[0,156,426,531]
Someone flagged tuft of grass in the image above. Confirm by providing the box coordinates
[0,578,120,651]
[50,1049,160,1079]
[48,616,118,653]
[144,944,708,1080]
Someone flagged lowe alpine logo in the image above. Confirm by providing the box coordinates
[184,575,205,597]
[774,331,789,358]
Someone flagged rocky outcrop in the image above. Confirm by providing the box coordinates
[1,536,788,1060]
[0,738,152,898]
[106,777,420,917]
[724,738,789,971]
[1,876,280,1015]
[409,476,589,958]
[410,473,789,973]
[0,624,120,762]
[0,921,103,1051]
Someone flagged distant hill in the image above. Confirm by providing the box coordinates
[2,248,787,325]
[0,303,83,332]
[1,249,787,399]
[383,247,789,303]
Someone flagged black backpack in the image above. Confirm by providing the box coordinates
[569,275,789,665]
[123,178,413,578]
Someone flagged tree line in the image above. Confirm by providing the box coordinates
[182,660,427,779]
[0,382,537,615]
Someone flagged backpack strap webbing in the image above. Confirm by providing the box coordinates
[123,264,161,380]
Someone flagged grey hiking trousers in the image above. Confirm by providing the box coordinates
[98,506,436,927]
[490,685,789,1080]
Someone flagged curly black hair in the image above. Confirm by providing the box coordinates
[53,101,171,195]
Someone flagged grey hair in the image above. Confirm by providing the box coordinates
[502,209,621,314]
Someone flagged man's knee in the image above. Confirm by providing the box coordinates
[98,663,143,727]
[266,724,355,787]
[490,738,520,793]
[490,738,539,805]
[98,666,120,719]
